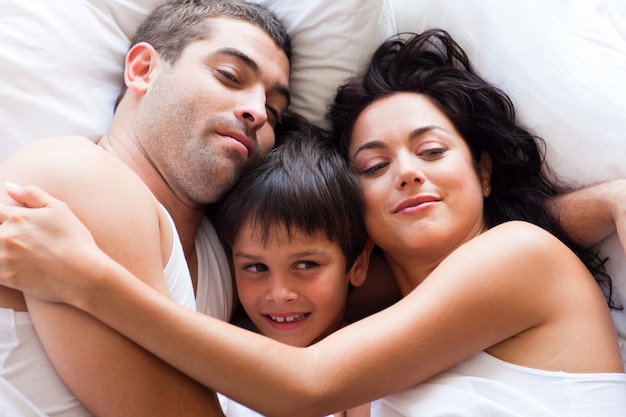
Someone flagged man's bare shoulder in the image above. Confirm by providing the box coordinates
[0,135,166,277]
[0,135,162,252]
[3,136,120,178]
[0,136,151,205]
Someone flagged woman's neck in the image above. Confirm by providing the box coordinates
[384,252,441,296]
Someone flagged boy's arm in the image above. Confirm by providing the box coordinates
[554,179,626,251]
[0,138,223,416]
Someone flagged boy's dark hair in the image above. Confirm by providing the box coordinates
[217,113,367,272]
[116,0,291,107]
[330,29,618,308]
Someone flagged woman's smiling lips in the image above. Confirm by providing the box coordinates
[393,195,440,214]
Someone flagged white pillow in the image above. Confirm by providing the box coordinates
[0,0,395,163]
[256,0,395,127]
[0,0,160,162]
[390,0,626,360]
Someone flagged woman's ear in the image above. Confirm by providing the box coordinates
[124,42,160,96]
[347,239,374,289]
[478,152,493,197]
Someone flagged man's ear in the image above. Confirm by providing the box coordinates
[124,42,160,96]
[347,239,374,289]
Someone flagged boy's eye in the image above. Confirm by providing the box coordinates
[243,263,268,273]
[295,261,319,270]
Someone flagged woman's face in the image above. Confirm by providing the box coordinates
[348,92,491,264]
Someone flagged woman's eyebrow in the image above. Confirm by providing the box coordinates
[408,125,443,140]
[352,125,443,160]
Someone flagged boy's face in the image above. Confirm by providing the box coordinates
[231,222,360,347]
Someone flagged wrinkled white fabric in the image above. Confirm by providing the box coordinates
[372,352,626,416]
[0,206,194,416]
[194,216,233,321]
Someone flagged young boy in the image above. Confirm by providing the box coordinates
[215,114,372,417]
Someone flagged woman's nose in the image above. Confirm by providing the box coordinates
[396,161,424,189]
[400,176,421,187]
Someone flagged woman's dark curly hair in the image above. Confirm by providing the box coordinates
[330,29,618,309]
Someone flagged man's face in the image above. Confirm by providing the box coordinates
[137,17,290,205]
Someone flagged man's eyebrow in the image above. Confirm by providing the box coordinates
[214,47,259,73]
[213,47,290,105]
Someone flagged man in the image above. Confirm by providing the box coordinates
[0,0,290,415]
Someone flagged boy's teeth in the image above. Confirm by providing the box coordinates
[270,314,305,323]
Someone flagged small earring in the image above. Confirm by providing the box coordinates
[484,186,491,195]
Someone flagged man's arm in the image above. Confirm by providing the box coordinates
[554,179,626,251]
[0,137,223,416]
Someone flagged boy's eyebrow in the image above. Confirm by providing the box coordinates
[212,47,290,106]
[232,249,330,260]
[287,249,328,259]
[232,252,261,261]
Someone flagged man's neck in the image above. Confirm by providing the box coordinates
[97,133,205,271]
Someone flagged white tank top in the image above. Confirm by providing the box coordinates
[0,206,195,416]
[372,351,626,416]
[194,216,233,321]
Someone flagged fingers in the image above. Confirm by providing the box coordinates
[4,183,57,209]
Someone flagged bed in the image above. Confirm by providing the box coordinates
[1,0,625,366]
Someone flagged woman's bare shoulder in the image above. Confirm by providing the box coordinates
[476,220,568,260]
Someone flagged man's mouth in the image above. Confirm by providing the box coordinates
[218,130,253,157]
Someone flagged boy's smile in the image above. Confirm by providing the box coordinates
[231,223,353,347]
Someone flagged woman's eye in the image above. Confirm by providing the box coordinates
[362,162,388,177]
[420,147,447,159]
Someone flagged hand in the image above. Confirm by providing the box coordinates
[0,183,104,303]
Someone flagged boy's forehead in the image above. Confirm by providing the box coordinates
[237,221,331,247]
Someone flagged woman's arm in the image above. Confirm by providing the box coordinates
[0,187,571,417]
[554,179,626,250]
[79,222,586,416]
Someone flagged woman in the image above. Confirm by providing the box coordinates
[0,30,624,416]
